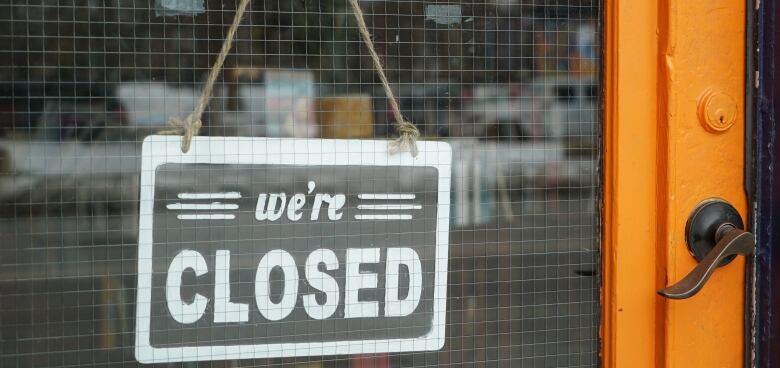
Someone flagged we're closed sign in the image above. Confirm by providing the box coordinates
[135,137,451,363]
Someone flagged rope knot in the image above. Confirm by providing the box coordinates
[389,119,420,157]
[160,114,202,153]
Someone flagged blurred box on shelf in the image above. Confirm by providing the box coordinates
[452,152,497,227]
[154,0,204,16]
[318,95,374,138]
[210,67,319,138]
[450,139,500,227]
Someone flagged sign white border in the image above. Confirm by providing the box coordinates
[135,136,452,364]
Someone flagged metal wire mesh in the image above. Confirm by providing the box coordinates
[0,0,601,366]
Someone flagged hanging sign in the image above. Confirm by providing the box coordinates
[135,136,451,363]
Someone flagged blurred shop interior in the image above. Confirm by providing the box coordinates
[0,0,601,367]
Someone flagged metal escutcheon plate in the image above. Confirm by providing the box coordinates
[686,199,744,266]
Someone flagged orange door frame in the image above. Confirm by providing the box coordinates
[603,0,747,366]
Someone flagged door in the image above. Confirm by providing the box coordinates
[0,0,751,367]
[604,0,749,366]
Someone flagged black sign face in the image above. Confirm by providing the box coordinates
[135,137,451,363]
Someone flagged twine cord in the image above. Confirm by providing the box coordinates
[160,0,251,153]
[164,0,419,156]
[347,0,420,156]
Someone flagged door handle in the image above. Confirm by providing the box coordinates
[658,199,755,299]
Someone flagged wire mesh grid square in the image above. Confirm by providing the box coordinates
[0,0,601,367]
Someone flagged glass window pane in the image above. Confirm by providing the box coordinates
[0,0,601,366]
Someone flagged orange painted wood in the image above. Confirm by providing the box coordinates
[602,0,662,365]
[603,0,746,366]
[658,0,747,366]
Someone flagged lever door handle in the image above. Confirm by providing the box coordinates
[658,199,755,299]
[658,226,754,299]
